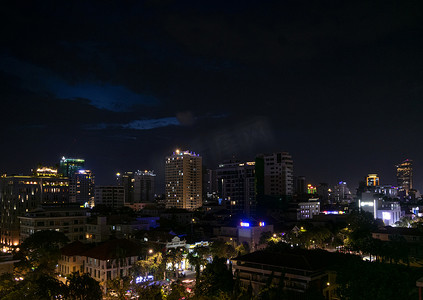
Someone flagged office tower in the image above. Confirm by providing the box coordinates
[116,171,134,204]
[333,181,353,203]
[59,157,85,178]
[134,170,155,203]
[216,160,256,216]
[70,170,95,205]
[204,169,219,196]
[294,176,306,196]
[94,186,125,208]
[317,183,329,202]
[366,174,380,187]
[165,150,202,210]
[0,174,69,249]
[396,159,413,197]
[256,152,294,198]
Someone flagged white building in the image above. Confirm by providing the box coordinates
[359,192,401,226]
[58,239,141,293]
[297,200,320,220]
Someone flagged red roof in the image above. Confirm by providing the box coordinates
[81,239,142,260]
[61,241,93,256]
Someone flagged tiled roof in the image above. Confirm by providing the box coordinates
[233,249,348,271]
[81,239,142,260]
[61,241,93,256]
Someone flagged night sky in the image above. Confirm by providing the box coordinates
[1,1,423,192]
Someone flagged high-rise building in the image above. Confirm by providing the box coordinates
[204,169,219,197]
[134,170,155,203]
[165,150,202,210]
[317,183,329,202]
[117,170,156,204]
[333,181,353,203]
[0,174,69,249]
[366,174,380,187]
[70,169,95,205]
[59,157,85,178]
[217,160,256,216]
[116,171,134,204]
[396,159,413,197]
[294,176,306,197]
[94,186,125,209]
[256,152,294,198]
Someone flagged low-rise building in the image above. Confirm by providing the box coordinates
[298,199,320,220]
[58,240,92,278]
[19,205,87,242]
[372,227,423,259]
[58,239,141,293]
[214,220,273,252]
[231,249,342,299]
[85,215,160,243]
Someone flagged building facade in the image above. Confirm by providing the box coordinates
[366,174,380,187]
[0,175,69,249]
[94,186,125,208]
[257,152,294,198]
[70,169,95,205]
[116,171,134,204]
[396,159,413,198]
[165,150,202,210]
[58,239,141,293]
[19,205,87,242]
[298,200,321,220]
[59,157,85,178]
[134,170,155,203]
[217,160,256,216]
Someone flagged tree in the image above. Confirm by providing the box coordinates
[2,273,67,300]
[336,259,420,300]
[0,273,16,298]
[133,252,164,280]
[195,257,233,298]
[187,246,210,281]
[168,281,191,300]
[67,272,102,300]
[135,284,163,300]
[106,276,131,300]
[210,239,236,260]
[166,248,183,278]
[15,230,69,275]
[259,231,273,246]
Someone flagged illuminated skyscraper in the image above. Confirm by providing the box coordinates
[396,159,413,196]
[165,150,202,210]
[70,170,95,205]
[0,174,69,249]
[366,174,380,186]
[59,157,85,178]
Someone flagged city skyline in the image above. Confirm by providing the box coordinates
[1,1,423,191]
[0,152,414,195]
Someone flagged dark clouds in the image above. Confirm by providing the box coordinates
[1,0,423,191]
